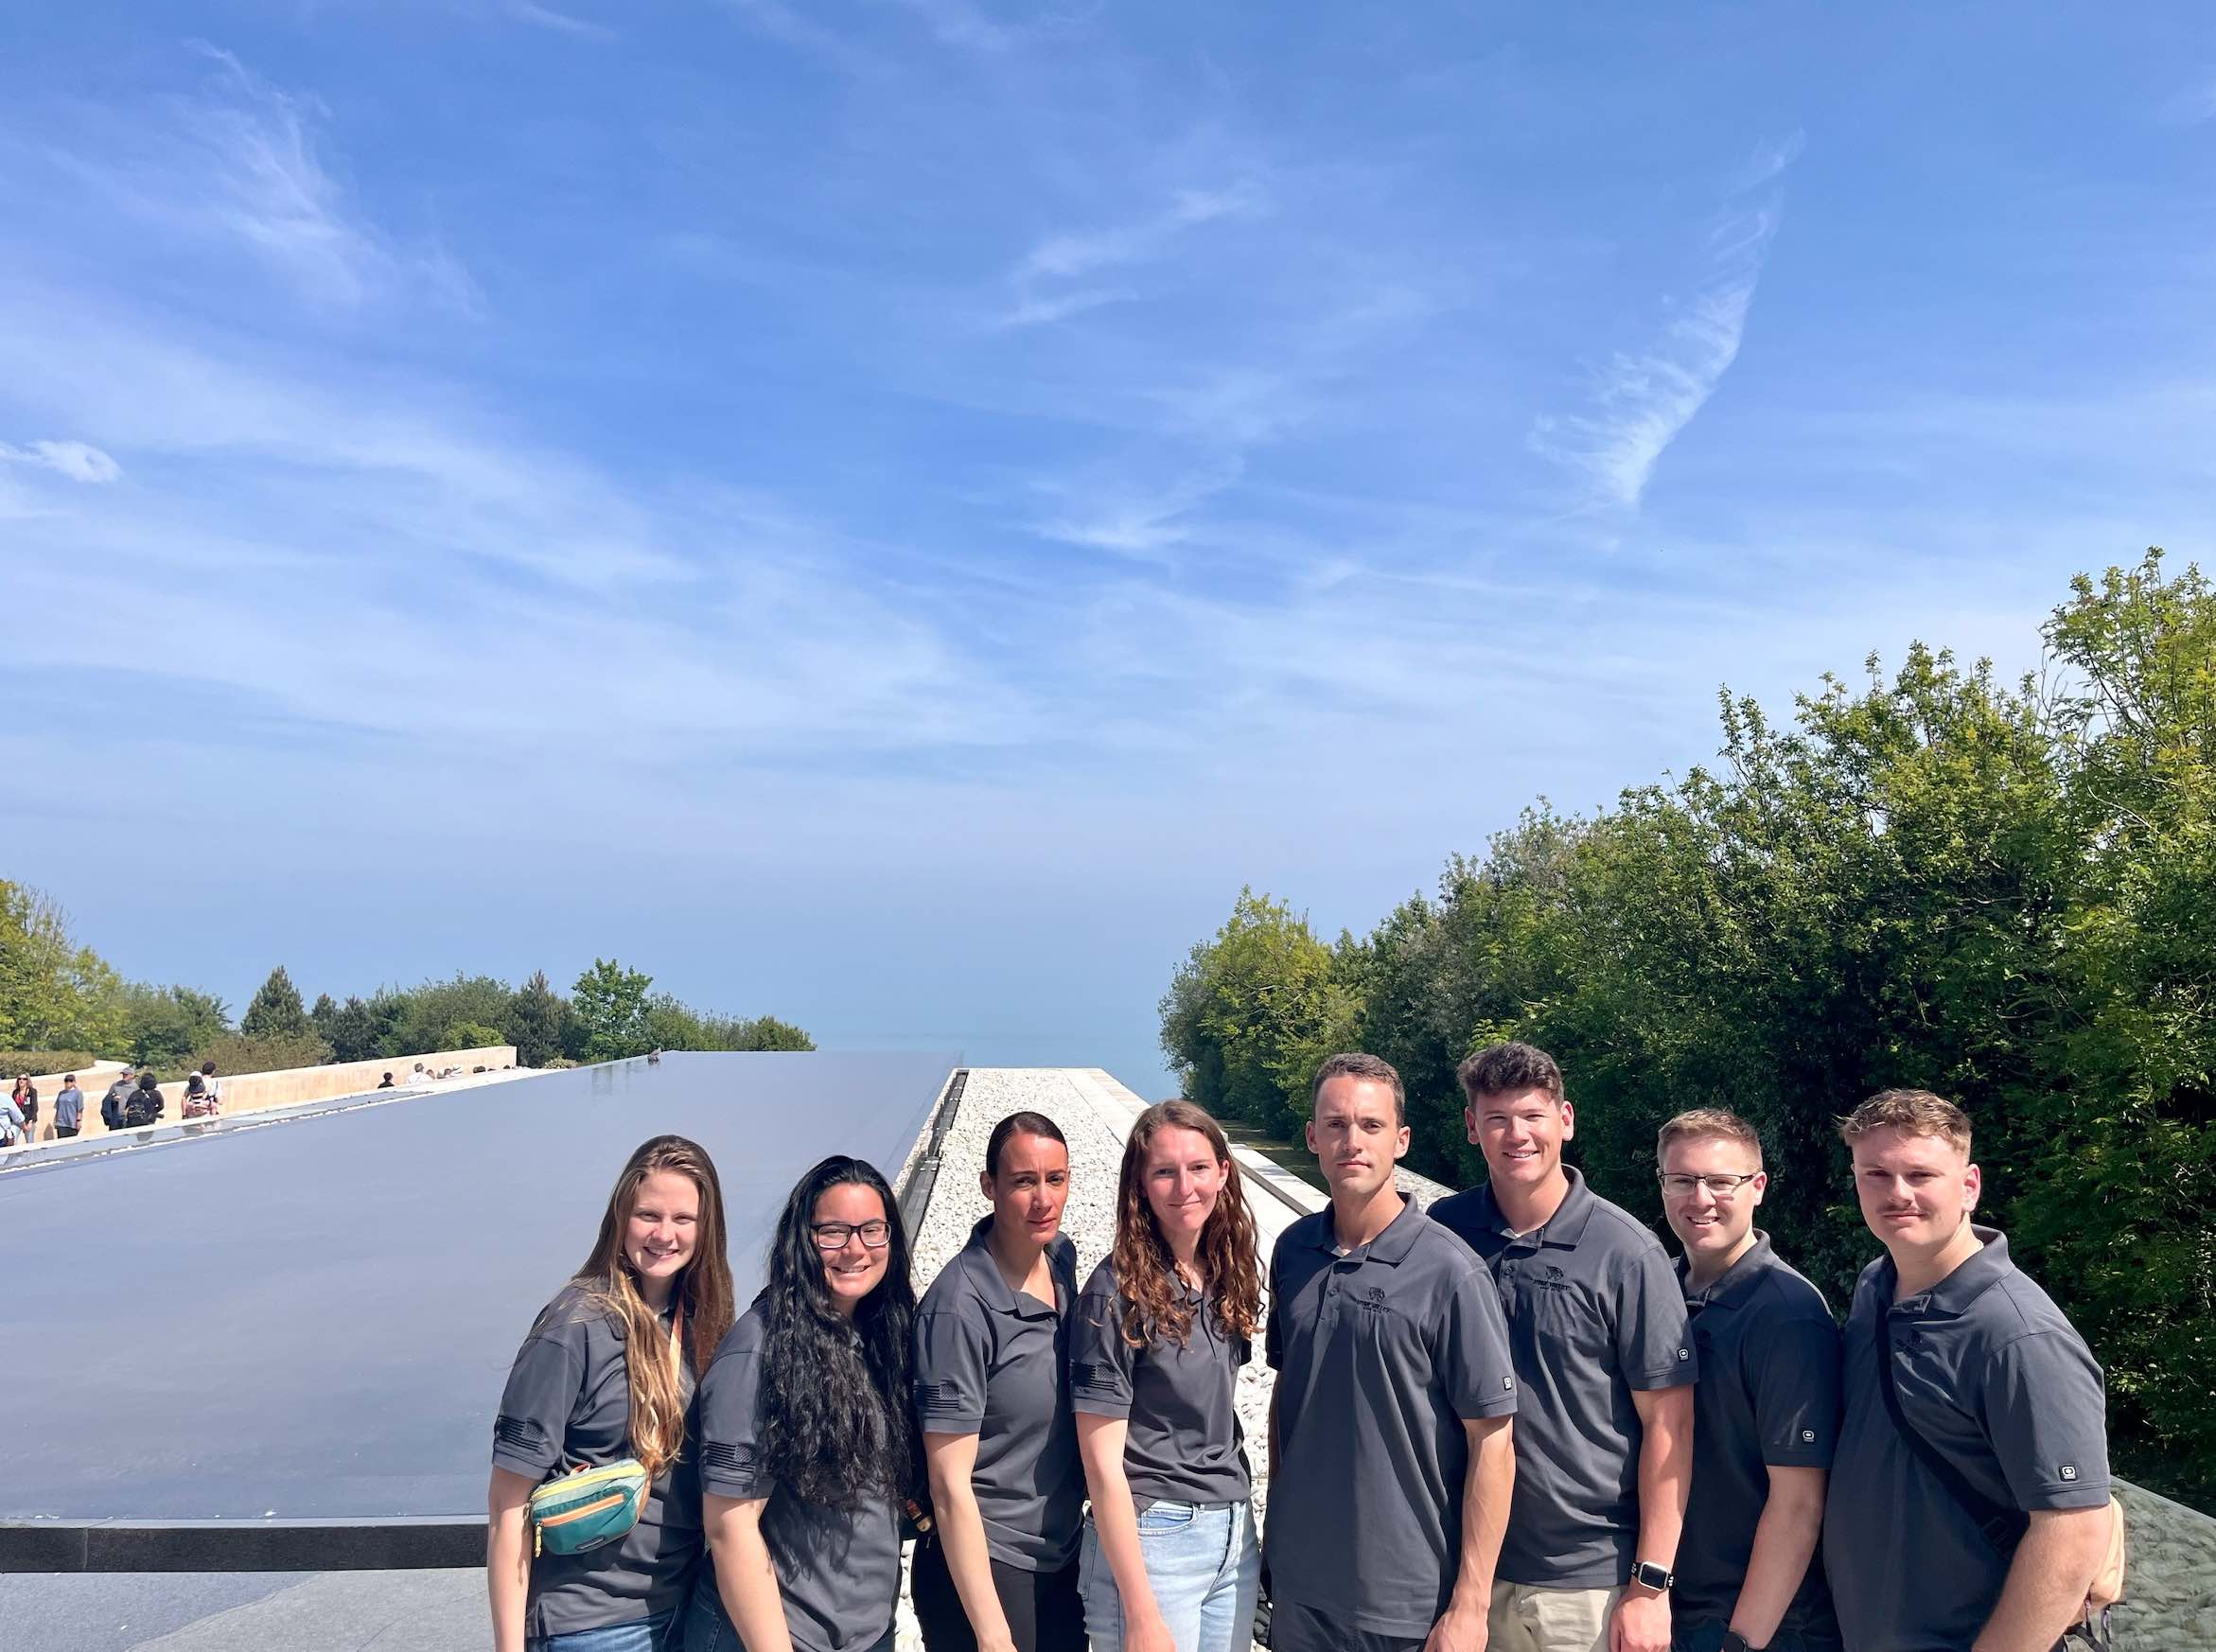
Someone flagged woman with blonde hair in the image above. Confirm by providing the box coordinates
[1070,1100,1263,1652]
[489,1134,736,1652]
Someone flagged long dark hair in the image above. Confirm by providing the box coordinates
[756,1155,918,1507]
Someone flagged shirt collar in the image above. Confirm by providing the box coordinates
[1310,1195,1426,1265]
[1679,1231,1776,1309]
[1882,1224,2015,1316]
[1475,1164,1597,1248]
[957,1216,1069,1319]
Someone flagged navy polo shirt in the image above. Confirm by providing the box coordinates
[1265,1199,1519,1639]
[1069,1257,1252,1507]
[913,1219,1083,1571]
[1674,1233,1840,1634]
[1430,1167,1696,1589]
[492,1284,702,1640]
[1824,1227,2110,1652]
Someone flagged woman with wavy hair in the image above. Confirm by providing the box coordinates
[685,1154,920,1652]
[490,1134,736,1652]
[1070,1100,1263,1652]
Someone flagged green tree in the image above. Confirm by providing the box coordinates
[572,958,654,1062]
[0,881,125,1054]
[507,972,568,1067]
[121,983,233,1072]
[241,966,312,1041]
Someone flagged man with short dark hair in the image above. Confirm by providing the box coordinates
[1430,1044,1694,1652]
[1266,1052,1518,1652]
[1824,1090,2117,1652]
[101,1069,136,1133]
[1654,1110,1839,1652]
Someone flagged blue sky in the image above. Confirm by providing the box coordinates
[5,2,2213,1099]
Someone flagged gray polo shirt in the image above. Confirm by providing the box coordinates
[1264,1200,1519,1639]
[913,1218,1083,1571]
[491,1283,702,1639]
[1430,1167,1696,1588]
[1069,1257,1251,1507]
[1673,1234,1839,1634]
[1824,1227,2110,1652]
[694,1299,901,1652]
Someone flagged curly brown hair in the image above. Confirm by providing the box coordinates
[1109,1100,1262,1348]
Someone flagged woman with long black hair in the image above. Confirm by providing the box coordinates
[489,1134,737,1652]
[911,1111,1085,1652]
[1071,1100,1264,1652]
[686,1155,920,1652]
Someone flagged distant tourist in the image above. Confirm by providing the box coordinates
[182,1071,212,1119]
[911,1111,1085,1652]
[123,1072,165,1129]
[377,1072,396,1089]
[52,1073,85,1139]
[488,1134,735,1652]
[0,1086,24,1148]
[688,1154,921,1652]
[1071,1100,1263,1652]
[10,1075,38,1144]
[199,1060,222,1117]
[101,1071,135,1132]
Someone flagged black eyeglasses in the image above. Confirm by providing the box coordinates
[811,1219,892,1251]
[1657,1171,1761,1199]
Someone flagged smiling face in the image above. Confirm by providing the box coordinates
[1468,1084,1574,1191]
[1143,1124,1226,1246]
[984,1131,1070,1249]
[1852,1125,1979,1258]
[814,1181,891,1310]
[625,1169,702,1290]
[1308,1074,1409,1202]
[1660,1134,1766,1268]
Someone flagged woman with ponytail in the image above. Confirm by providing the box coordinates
[1071,1100,1263,1652]
[489,1135,736,1652]
[685,1154,921,1652]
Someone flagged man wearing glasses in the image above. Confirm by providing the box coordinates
[1655,1111,1840,1652]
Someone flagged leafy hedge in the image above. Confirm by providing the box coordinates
[0,1050,97,1077]
[1162,551,2216,1510]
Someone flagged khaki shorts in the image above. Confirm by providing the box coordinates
[1488,1582,1623,1652]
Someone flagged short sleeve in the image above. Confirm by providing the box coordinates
[914,1306,990,1433]
[1437,1261,1520,1419]
[1068,1277,1137,1419]
[1983,1331,2110,1510]
[695,1338,771,1501]
[1750,1313,1840,1467]
[492,1323,588,1478]
[1613,1243,1697,1390]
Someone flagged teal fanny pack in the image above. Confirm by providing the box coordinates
[529,1458,649,1557]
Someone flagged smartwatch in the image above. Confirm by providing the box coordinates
[1628,1559,1675,1592]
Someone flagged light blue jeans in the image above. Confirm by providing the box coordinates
[1079,1500,1259,1652]
[528,1607,676,1652]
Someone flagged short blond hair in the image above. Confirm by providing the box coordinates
[1838,1088,1972,1153]
[1656,1107,1762,1166]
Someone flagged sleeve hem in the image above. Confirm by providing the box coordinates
[701,1476,770,1501]
[1069,1396,1134,1419]
[918,1413,987,1434]
[491,1448,558,1480]
[1758,1448,1836,1468]
[2022,1485,2113,1510]
[1452,1394,1520,1421]
[1627,1368,1697,1391]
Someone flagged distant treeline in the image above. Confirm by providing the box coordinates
[0,892,810,1080]
[1161,550,2216,1508]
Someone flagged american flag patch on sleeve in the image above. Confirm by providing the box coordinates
[701,1441,756,1476]
[1070,1361,1117,1396]
[494,1415,548,1452]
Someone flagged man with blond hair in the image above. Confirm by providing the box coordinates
[1825,1090,2113,1652]
[1654,1109,1839,1652]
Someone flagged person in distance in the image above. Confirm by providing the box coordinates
[488,1134,736,1652]
[911,1111,1086,1652]
[1071,1099,1263,1652]
[686,1155,921,1652]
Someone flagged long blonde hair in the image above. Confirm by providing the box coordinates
[571,1134,734,1481]
[1110,1100,1262,1348]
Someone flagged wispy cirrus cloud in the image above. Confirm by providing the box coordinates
[506,0,618,40]
[1530,132,1803,513]
[0,438,121,483]
[997,184,1267,327]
